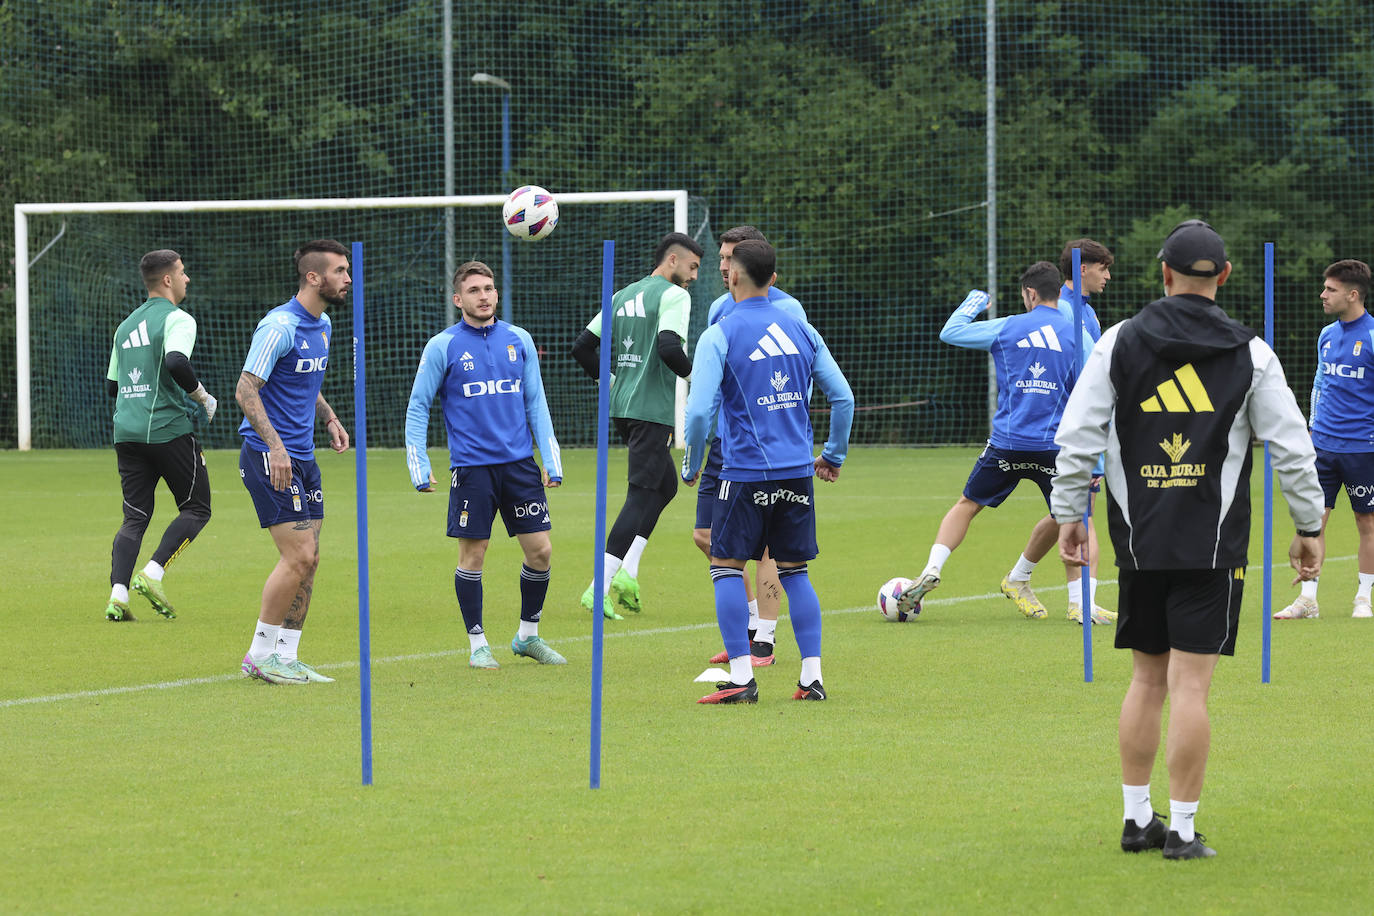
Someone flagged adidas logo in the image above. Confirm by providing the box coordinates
[748,322,800,361]
[1014,325,1062,351]
[460,351,473,361]
[120,319,151,349]
[468,625,484,635]
[1141,364,1214,413]
[1028,362,1047,379]
[616,293,647,318]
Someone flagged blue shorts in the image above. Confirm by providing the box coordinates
[1315,449,1374,514]
[963,444,1057,510]
[239,442,324,528]
[694,438,725,529]
[710,477,817,563]
[447,457,552,540]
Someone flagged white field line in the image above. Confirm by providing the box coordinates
[1,555,1344,710]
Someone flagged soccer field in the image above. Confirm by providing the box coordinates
[2,446,1370,913]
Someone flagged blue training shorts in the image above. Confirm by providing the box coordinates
[239,441,324,528]
[710,476,817,563]
[962,444,1057,510]
[1315,448,1374,514]
[447,457,552,540]
[694,438,725,529]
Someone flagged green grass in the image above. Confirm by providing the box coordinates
[2,447,1371,913]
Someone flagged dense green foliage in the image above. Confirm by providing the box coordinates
[5,1,1373,447]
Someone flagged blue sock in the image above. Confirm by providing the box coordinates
[710,565,750,660]
[779,564,822,658]
[520,564,550,623]
[454,567,484,635]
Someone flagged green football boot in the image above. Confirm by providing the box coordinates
[469,645,500,669]
[581,583,624,620]
[241,653,309,685]
[105,598,135,622]
[610,568,642,613]
[511,634,568,665]
[132,571,177,619]
[287,658,336,682]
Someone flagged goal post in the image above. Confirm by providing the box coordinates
[13,191,695,451]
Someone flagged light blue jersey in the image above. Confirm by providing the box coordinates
[940,295,1076,451]
[239,297,331,459]
[683,295,853,481]
[702,286,807,440]
[404,319,561,489]
[1057,283,1101,367]
[1311,311,1374,452]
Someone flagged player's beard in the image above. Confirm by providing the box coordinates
[320,283,351,306]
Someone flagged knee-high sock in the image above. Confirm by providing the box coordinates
[520,564,550,623]
[710,566,750,660]
[779,564,822,658]
[454,567,484,634]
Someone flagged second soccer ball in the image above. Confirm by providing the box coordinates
[877,576,919,622]
[502,185,559,241]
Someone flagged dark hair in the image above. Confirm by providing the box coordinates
[719,225,767,245]
[294,239,349,282]
[653,231,704,266]
[454,260,495,288]
[731,239,776,288]
[1325,259,1371,304]
[1020,261,1063,302]
[1058,238,1114,279]
[139,249,181,288]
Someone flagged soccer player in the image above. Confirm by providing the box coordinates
[571,231,702,619]
[697,225,808,668]
[1275,259,1374,620]
[896,262,1077,620]
[405,261,566,669]
[104,249,217,621]
[682,239,854,703]
[235,240,351,685]
[1054,239,1117,625]
[1054,219,1323,860]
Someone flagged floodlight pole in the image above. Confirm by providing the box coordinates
[473,72,514,325]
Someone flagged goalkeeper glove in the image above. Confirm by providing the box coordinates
[190,383,218,423]
[956,289,991,317]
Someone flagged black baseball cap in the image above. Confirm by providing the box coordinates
[1157,219,1227,277]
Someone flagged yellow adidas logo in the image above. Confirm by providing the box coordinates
[1141,364,1213,413]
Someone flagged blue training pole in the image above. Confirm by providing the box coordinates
[1073,248,1092,682]
[352,241,374,785]
[1263,242,1275,684]
[590,240,614,790]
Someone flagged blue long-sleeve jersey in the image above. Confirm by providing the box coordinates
[404,319,561,489]
[940,300,1077,451]
[1310,311,1374,452]
[682,295,853,481]
[702,287,807,440]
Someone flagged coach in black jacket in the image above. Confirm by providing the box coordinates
[1051,220,1324,860]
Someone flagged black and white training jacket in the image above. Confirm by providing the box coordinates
[1051,293,1323,571]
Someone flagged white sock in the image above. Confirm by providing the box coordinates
[1090,577,1100,606]
[1358,573,1374,600]
[800,656,822,686]
[600,554,623,596]
[1068,575,1088,607]
[1169,799,1198,841]
[110,584,129,604]
[1122,784,1152,825]
[621,536,648,578]
[1301,577,1319,599]
[925,544,952,577]
[276,628,302,662]
[1007,553,1037,582]
[754,617,777,645]
[141,561,165,582]
[468,631,490,652]
[747,599,761,631]
[728,654,753,685]
[517,620,538,639]
[250,621,279,661]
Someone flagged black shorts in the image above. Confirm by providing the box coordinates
[614,417,675,490]
[115,433,211,518]
[1116,567,1246,656]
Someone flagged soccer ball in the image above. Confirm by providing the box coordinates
[877,576,919,622]
[502,185,559,241]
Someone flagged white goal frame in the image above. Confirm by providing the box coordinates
[13,191,690,450]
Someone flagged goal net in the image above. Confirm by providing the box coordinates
[14,192,712,451]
